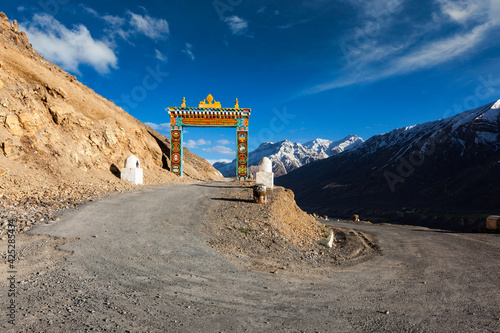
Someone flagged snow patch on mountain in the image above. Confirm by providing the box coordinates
[492,99,500,109]
[303,135,364,157]
[213,135,364,177]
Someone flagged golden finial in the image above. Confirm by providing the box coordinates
[235,98,239,109]
[199,94,222,108]
[207,94,214,104]
[181,97,186,108]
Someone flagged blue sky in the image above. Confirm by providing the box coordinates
[3,0,500,163]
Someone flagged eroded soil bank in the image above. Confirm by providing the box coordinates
[204,181,380,274]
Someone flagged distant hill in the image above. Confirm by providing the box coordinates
[277,100,500,231]
[214,135,363,177]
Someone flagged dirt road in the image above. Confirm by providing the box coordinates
[2,182,499,332]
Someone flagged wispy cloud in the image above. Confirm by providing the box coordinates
[182,43,195,60]
[202,145,235,155]
[216,139,231,145]
[82,6,170,42]
[351,0,402,16]
[185,139,211,149]
[128,11,170,40]
[304,0,500,95]
[277,18,314,30]
[225,16,248,35]
[20,14,118,75]
[80,5,129,44]
[155,49,167,62]
[438,0,481,24]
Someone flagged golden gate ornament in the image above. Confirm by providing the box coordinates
[167,94,251,180]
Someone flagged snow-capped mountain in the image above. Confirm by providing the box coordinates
[304,136,364,157]
[213,135,363,177]
[277,99,500,230]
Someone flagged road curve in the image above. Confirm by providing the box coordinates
[7,182,500,332]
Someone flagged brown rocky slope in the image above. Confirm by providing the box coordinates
[0,12,222,235]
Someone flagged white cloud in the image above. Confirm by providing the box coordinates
[306,21,493,94]
[392,22,492,71]
[225,16,248,35]
[202,145,235,155]
[80,5,130,44]
[81,5,99,17]
[216,139,231,145]
[305,0,500,95]
[102,14,127,28]
[207,159,232,165]
[145,122,170,132]
[182,43,195,60]
[128,11,169,40]
[17,6,25,12]
[185,139,211,149]
[155,49,167,62]
[438,0,481,24]
[344,0,403,18]
[439,0,500,25]
[278,18,314,30]
[21,14,118,75]
[81,6,172,48]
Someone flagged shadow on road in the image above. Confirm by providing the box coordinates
[211,197,254,203]
[195,184,253,189]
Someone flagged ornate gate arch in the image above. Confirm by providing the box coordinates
[168,94,251,180]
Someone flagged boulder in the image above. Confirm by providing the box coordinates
[486,215,500,231]
[4,114,23,136]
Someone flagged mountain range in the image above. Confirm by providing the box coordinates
[277,100,500,231]
[214,135,363,177]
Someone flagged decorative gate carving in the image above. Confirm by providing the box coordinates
[167,94,251,180]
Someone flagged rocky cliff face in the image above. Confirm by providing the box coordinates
[0,12,222,224]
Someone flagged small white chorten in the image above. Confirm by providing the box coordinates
[120,155,143,185]
[256,157,274,189]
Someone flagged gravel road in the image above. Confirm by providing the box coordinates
[2,182,499,332]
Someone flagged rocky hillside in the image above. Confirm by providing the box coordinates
[214,135,363,177]
[0,12,222,234]
[277,100,500,231]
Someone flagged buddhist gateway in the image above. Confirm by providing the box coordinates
[167,94,251,180]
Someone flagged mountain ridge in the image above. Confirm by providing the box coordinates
[214,135,363,177]
[276,100,500,231]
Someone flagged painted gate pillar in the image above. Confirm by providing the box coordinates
[168,94,251,180]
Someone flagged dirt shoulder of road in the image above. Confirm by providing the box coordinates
[203,181,381,275]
